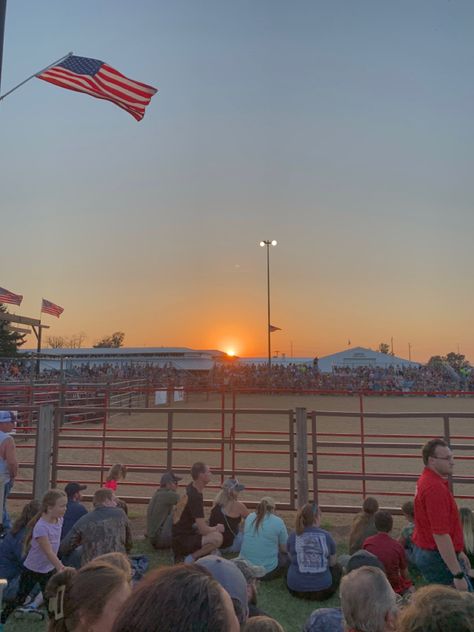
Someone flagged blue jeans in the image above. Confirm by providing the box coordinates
[3,479,13,529]
[413,545,473,590]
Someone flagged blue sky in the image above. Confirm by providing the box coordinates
[1,1,473,360]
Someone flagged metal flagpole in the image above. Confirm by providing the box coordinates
[0,0,7,94]
[0,50,73,102]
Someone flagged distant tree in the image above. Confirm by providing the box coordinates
[427,352,470,372]
[445,352,469,372]
[93,331,125,348]
[47,336,67,349]
[427,355,444,367]
[68,332,87,348]
[0,304,26,356]
[378,342,390,355]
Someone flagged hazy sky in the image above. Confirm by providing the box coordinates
[1,1,473,361]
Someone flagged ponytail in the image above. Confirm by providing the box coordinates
[295,503,317,535]
[253,497,276,533]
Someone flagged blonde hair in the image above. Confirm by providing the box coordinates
[460,507,474,556]
[106,463,127,482]
[214,485,236,508]
[254,497,275,533]
[397,584,474,632]
[24,489,66,554]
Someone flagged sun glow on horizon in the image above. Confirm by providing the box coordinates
[226,349,236,357]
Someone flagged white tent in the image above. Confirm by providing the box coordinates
[317,346,419,373]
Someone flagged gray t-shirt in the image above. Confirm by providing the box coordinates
[147,488,179,540]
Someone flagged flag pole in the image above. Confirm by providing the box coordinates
[0,0,7,94]
[0,50,73,102]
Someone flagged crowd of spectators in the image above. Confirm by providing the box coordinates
[2,356,474,394]
[0,470,473,630]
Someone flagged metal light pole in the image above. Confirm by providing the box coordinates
[259,239,277,377]
[0,0,7,93]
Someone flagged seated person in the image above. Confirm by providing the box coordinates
[397,584,474,632]
[286,502,342,600]
[348,496,379,554]
[172,462,224,563]
[398,500,415,565]
[59,488,133,566]
[61,482,88,540]
[209,478,249,553]
[240,497,288,581]
[363,510,413,595]
[0,500,40,601]
[146,471,181,549]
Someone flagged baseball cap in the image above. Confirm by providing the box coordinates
[196,555,249,621]
[231,557,266,582]
[0,411,14,423]
[303,607,344,632]
[346,549,384,574]
[223,478,245,493]
[160,471,182,487]
[64,482,87,498]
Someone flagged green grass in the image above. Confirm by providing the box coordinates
[3,538,344,631]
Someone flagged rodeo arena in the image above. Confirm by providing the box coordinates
[2,342,474,630]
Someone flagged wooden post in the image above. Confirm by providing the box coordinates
[295,407,308,508]
[33,405,54,500]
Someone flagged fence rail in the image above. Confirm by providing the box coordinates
[3,382,474,513]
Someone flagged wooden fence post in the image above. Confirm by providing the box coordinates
[33,405,54,500]
[296,407,308,508]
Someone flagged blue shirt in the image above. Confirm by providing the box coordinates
[287,526,336,592]
[61,500,88,540]
[240,512,287,572]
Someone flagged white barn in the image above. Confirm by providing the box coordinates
[317,346,419,373]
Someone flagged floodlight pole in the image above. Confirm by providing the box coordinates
[259,239,277,380]
[0,0,7,93]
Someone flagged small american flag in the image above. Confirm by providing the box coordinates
[0,287,23,306]
[37,55,157,121]
[41,299,64,318]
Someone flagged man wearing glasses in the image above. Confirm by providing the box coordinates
[412,438,471,590]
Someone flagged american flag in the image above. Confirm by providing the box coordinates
[0,287,23,306]
[41,299,64,318]
[37,55,157,121]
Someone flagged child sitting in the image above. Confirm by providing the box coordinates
[363,510,413,595]
[398,500,415,565]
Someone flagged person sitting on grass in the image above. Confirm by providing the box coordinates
[0,499,40,601]
[398,500,415,565]
[231,557,269,618]
[348,496,379,554]
[240,497,289,581]
[363,510,413,595]
[104,464,127,493]
[397,583,474,632]
[111,564,240,632]
[171,462,224,563]
[1,490,67,624]
[242,616,285,631]
[209,478,249,553]
[459,507,474,577]
[286,502,342,601]
[59,488,133,566]
[146,471,181,549]
[340,566,398,632]
[44,557,131,632]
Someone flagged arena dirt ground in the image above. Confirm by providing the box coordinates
[10,392,474,537]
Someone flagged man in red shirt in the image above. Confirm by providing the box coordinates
[363,510,413,595]
[412,438,471,590]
